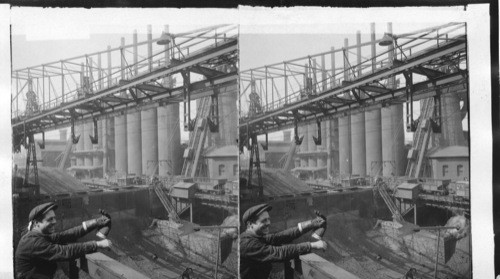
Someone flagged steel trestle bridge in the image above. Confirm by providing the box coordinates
[238,23,468,146]
[12,25,238,149]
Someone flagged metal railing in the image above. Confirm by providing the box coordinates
[11,25,238,120]
[239,23,466,119]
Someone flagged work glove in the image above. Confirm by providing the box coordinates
[312,210,327,239]
[298,211,326,233]
[83,210,111,232]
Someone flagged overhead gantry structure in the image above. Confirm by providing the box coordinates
[12,24,238,185]
[239,23,468,193]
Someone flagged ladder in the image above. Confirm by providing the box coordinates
[280,141,297,171]
[57,137,73,170]
[181,97,212,177]
[248,134,263,197]
[24,134,39,185]
[376,182,403,222]
[153,185,180,222]
[405,98,434,178]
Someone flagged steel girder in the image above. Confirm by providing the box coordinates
[239,39,467,142]
[12,39,238,138]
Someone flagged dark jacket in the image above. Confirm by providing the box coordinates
[239,227,311,279]
[15,225,98,279]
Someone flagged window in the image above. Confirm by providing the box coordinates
[233,164,238,176]
[457,165,463,177]
[218,164,225,176]
[442,165,449,177]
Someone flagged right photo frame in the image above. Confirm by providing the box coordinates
[238,19,475,279]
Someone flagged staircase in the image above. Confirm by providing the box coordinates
[376,183,403,223]
[405,98,434,178]
[153,185,180,222]
[181,97,212,177]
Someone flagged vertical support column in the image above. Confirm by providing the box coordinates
[141,27,158,176]
[370,23,377,73]
[133,30,138,76]
[107,46,112,87]
[114,115,127,176]
[440,92,466,146]
[298,64,309,168]
[98,53,102,90]
[366,23,383,177]
[102,118,108,175]
[60,63,65,103]
[326,120,332,178]
[148,25,153,71]
[328,47,338,178]
[125,34,142,177]
[351,31,366,177]
[339,39,351,177]
[331,117,339,177]
[308,55,318,174]
[84,121,93,168]
[382,22,405,177]
[89,57,94,93]
[115,38,128,177]
[319,57,328,174]
[343,39,349,82]
[120,37,126,82]
[93,120,103,173]
[158,25,182,177]
[339,116,350,178]
[76,124,84,167]
[219,88,238,146]
[141,107,158,176]
[42,66,45,111]
[80,63,85,92]
[127,113,142,176]
[308,123,317,168]
[309,58,318,165]
[284,63,288,104]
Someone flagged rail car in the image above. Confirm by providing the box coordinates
[449,180,470,201]
[197,182,226,195]
[420,178,451,196]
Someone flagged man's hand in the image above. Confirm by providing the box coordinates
[83,211,111,231]
[298,213,326,232]
[95,215,111,227]
[96,239,112,249]
[310,240,327,251]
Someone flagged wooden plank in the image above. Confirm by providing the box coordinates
[300,253,360,279]
[84,252,150,279]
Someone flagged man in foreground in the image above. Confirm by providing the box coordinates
[240,203,327,279]
[15,202,112,279]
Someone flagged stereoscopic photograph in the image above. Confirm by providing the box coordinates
[1,5,494,279]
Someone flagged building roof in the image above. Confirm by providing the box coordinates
[397,182,420,190]
[427,145,469,158]
[204,145,238,158]
[173,182,197,189]
[291,166,327,172]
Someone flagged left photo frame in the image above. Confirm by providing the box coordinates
[10,13,239,279]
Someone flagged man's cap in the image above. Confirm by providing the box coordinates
[242,203,272,225]
[28,202,58,222]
